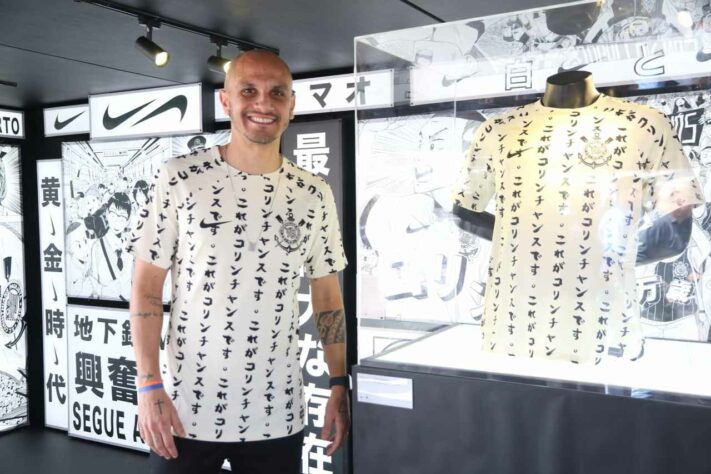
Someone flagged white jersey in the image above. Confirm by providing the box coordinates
[455,94,703,364]
[126,146,346,441]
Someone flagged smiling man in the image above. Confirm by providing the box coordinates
[126,50,349,474]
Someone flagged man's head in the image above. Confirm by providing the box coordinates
[219,49,295,146]
[187,135,207,152]
[106,192,131,232]
[132,180,149,207]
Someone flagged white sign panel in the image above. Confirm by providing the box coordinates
[356,373,413,409]
[411,39,710,104]
[90,83,203,141]
[38,159,69,429]
[44,105,90,137]
[0,109,24,139]
[68,304,168,451]
[214,70,394,120]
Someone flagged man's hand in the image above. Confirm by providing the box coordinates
[320,385,350,456]
[138,388,186,460]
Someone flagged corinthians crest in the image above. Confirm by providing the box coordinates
[672,261,690,279]
[275,211,304,254]
[1,280,25,349]
[579,132,613,168]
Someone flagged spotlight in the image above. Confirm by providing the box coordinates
[208,36,231,74]
[135,17,169,67]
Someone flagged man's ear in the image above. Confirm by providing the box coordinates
[219,89,230,115]
[289,90,296,120]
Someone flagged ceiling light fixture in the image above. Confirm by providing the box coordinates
[75,1,278,57]
[135,17,169,67]
[207,36,232,74]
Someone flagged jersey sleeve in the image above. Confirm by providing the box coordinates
[124,163,179,269]
[304,182,347,278]
[452,120,497,212]
[642,113,704,217]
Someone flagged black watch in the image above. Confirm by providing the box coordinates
[329,376,349,389]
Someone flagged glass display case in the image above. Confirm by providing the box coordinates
[355,0,711,402]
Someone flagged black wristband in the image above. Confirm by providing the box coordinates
[329,376,349,389]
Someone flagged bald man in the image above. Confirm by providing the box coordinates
[126,50,349,473]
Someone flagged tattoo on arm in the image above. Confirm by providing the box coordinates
[130,310,163,318]
[315,309,346,345]
[130,294,164,318]
[144,294,163,307]
[138,373,156,383]
[154,399,164,416]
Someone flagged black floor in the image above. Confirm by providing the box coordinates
[1,425,150,474]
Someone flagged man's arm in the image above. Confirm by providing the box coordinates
[636,206,693,266]
[130,259,185,459]
[311,273,349,456]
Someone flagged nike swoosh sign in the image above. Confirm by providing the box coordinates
[54,110,85,130]
[103,100,156,130]
[134,95,188,127]
[557,60,598,74]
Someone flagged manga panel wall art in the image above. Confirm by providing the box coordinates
[357,112,491,325]
[361,0,711,103]
[0,145,27,432]
[61,131,234,303]
[62,138,172,302]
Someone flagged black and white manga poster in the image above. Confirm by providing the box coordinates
[361,0,711,103]
[0,144,27,432]
[68,304,168,450]
[282,120,346,474]
[62,138,172,302]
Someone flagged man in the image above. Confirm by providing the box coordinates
[126,49,349,473]
[186,135,207,153]
[89,191,131,300]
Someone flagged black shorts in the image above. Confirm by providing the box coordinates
[149,431,304,474]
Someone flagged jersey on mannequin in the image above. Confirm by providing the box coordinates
[454,70,694,265]
[453,71,704,364]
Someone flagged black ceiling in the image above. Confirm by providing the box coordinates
[0,0,553,109]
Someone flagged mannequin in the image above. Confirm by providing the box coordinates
[454,70,693,266]
[541,70,600,108]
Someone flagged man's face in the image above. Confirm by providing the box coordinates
[220,53,295,145]
[628,18,650,38]
[106,205,129,232]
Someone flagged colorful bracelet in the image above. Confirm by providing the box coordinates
[138,381,164,393]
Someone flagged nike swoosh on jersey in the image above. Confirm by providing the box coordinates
[54,110,85,130]
[133,95,188,126]
[199,218,231,228]
[506,147,532,158]
[103,100,156,130]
